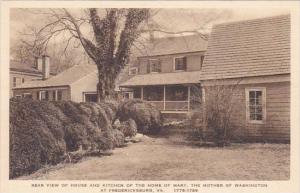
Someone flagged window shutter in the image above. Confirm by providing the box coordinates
[146,61,150,73]
[45,91,49,100]
[37,91,40,100]
[183,57,187,70]
[158,60,161,72]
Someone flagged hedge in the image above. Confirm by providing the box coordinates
[10,98,162,178]
[116,99,162,134]
[9,99,122,179]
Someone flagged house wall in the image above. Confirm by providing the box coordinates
[13,86,70,101]
[10,71,42,97]
[138,52,205,74]
[204,81,290,142]
[70,71,98,102]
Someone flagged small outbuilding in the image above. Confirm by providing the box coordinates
[200,15,290,142]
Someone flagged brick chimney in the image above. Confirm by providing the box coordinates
[36,57,43,71]
[42,55,50,79]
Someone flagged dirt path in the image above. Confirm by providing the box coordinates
[18,135,290,180]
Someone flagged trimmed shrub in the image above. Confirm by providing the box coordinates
[95,129,125,150]
[114,118,138,138]
[9,99,121,179]
[9,99,66,178]
[116,99,162,134]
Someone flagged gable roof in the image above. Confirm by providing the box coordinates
[10,60,42,75]
[14,64,97,89]
[120,71,202,87]
[200,15,290,80]
[138,34,208,57]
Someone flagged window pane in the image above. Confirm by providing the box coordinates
[23,94,32,99]
[250,113,256,120]
[249,98,256,105]
[250,106,256,115]
[256,114,263,120]
[256,91,262,105]
[256,106,263,114]
[133,88,141,99]
[175,57,187,71]
[249,91,256,98]
[57,91,63,100]
[53,91,56,101]
[149,60,160,72]
[85,94,97,102]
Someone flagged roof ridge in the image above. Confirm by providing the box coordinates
[214,14,290,27]
[153,33,208,42]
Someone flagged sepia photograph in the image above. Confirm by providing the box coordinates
[1,1,299,193]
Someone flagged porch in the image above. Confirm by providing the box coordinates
[128,84,202,113]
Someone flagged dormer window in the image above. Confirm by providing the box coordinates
[147,59,161,73]
[174,57,187,71]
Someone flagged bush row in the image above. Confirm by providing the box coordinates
[9,99,119,178]
[10,98,162,178]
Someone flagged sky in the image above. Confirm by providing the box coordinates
[10,8,290,42]
[9,8,290,65]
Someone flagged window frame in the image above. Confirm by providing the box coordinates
[39,90,48,101]
[15,95,22,99]
[83,91,98,102]
[148,59,161,73]
[174,56,187,72]
[23,93,32,99]
[245,87,266,124]
[13,77,17,87]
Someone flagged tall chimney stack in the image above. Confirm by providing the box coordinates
[42,55,50,79]
[36,57,43,71]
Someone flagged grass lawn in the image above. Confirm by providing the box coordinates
[18,135,290,180]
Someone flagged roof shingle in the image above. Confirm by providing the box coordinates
[139,34,208,57]
[200,15,290,80]
[14,64,97,89]
[120,71,202,87]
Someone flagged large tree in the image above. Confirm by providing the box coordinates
[22,8,150,101]
[66,8,149,101]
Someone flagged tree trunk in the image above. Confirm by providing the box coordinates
[96,61,117,102]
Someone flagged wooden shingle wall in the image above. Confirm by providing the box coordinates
[204,81,290,142]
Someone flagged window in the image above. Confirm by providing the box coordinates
[123,92,133,99]
[133,88,141,99]
[174,57,187,71]
[129,67,138,75]
[147,59,161,73]
[39,91,49,101]
[52,91,56,101]
[13,77,17,87]
[15,95,22,99]
[84,92,98,102]
[22,78,25,83]
[13,77,22,87]
[57,90,63,101]
[246,88,266,123]
[52,90,63,101]
[23,93,32,99]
